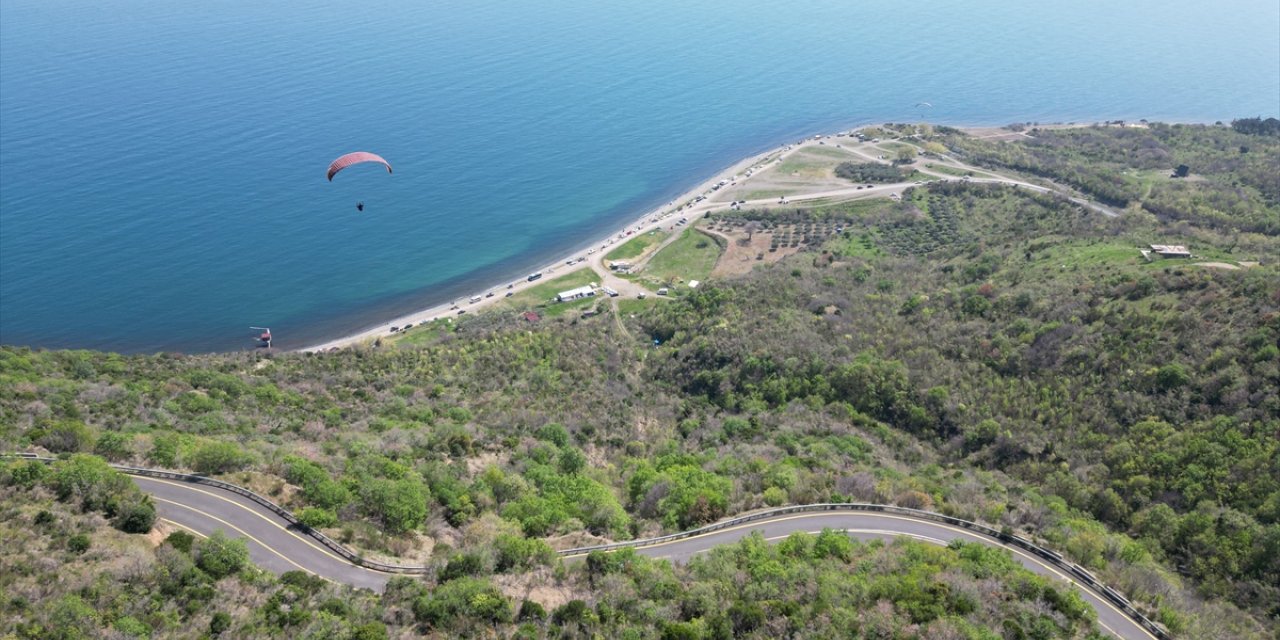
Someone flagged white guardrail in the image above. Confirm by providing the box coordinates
[4,453,1167,638]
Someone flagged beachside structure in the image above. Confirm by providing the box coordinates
[609,261,632,271]
[556,285,596,302]
[1150,244,1191,258]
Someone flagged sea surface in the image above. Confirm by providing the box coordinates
[2,0,1277,353]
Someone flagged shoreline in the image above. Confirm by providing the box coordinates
[287,117,1219,353]
[299,138,793,352]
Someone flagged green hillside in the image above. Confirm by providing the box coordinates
[2,121,1277,639]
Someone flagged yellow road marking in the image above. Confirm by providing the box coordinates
[564,511,1152,640]
[152,496,333,583]
[142,477,1149,639]
[762,529,948,546]
[160,518,206,538]
[135,476,384,575]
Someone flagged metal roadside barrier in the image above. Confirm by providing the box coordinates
[3,453,1167,638]
[4,453,428,575]
[562,504,1167,638]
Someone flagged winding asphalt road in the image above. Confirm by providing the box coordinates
[136,476,1156,640]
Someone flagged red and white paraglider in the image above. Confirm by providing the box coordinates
[327,152,392,181]
[327,152,392,211]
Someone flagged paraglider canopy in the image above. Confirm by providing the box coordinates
[327,152,392,181]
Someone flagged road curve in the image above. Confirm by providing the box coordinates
[136,476,1156,640]
[135,476,391,591]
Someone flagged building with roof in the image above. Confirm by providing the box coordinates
[1150,244,1191,258]
[556,285,596,302]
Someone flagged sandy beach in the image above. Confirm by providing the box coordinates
[299,139,800,352]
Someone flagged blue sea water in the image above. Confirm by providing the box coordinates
[2,0,1277,353]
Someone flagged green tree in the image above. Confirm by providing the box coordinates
[148,433,180,467]
[112,616,150,639]
[67,533,91,554]
[661,465,731,529]
[37,420,95,453]
[413,577,511,628]
[49,454,132,515]
[188,441,251,475]
[1153,364,1190,391]
[47,594,98,640]
[349,622,389,640]
[113,495,156,533]
[363,476,429,534]
[92,431,132,461]
[195,530,249,579]
[209,611,231,636]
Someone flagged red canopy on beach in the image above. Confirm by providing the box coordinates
[327,152,392,181]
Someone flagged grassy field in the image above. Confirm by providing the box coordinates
[605,230,669,261]
[906,170,941,182]
[923,163,1002,180]
[879,141,915,152]
[615,298,656,315]
[825,230,884,259]
[775,150,836,177]
[807,197,894,219]
[641,227,724,288]
[924,164,972,177]
[487,268,599,316]
[998,239,1243,290]
[392,317,457,347]
[802,145,859,159]
[742,189,796,200]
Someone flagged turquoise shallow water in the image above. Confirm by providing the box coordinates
[2,0,1277,352]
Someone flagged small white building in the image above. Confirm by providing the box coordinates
[1150,244,1191,258]
[688,280,700,289]
[556,285,596,302]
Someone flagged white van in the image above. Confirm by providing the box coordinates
[657,288,669,296]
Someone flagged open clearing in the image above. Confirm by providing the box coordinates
[605,230,669,261]
[637,227,724,289]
